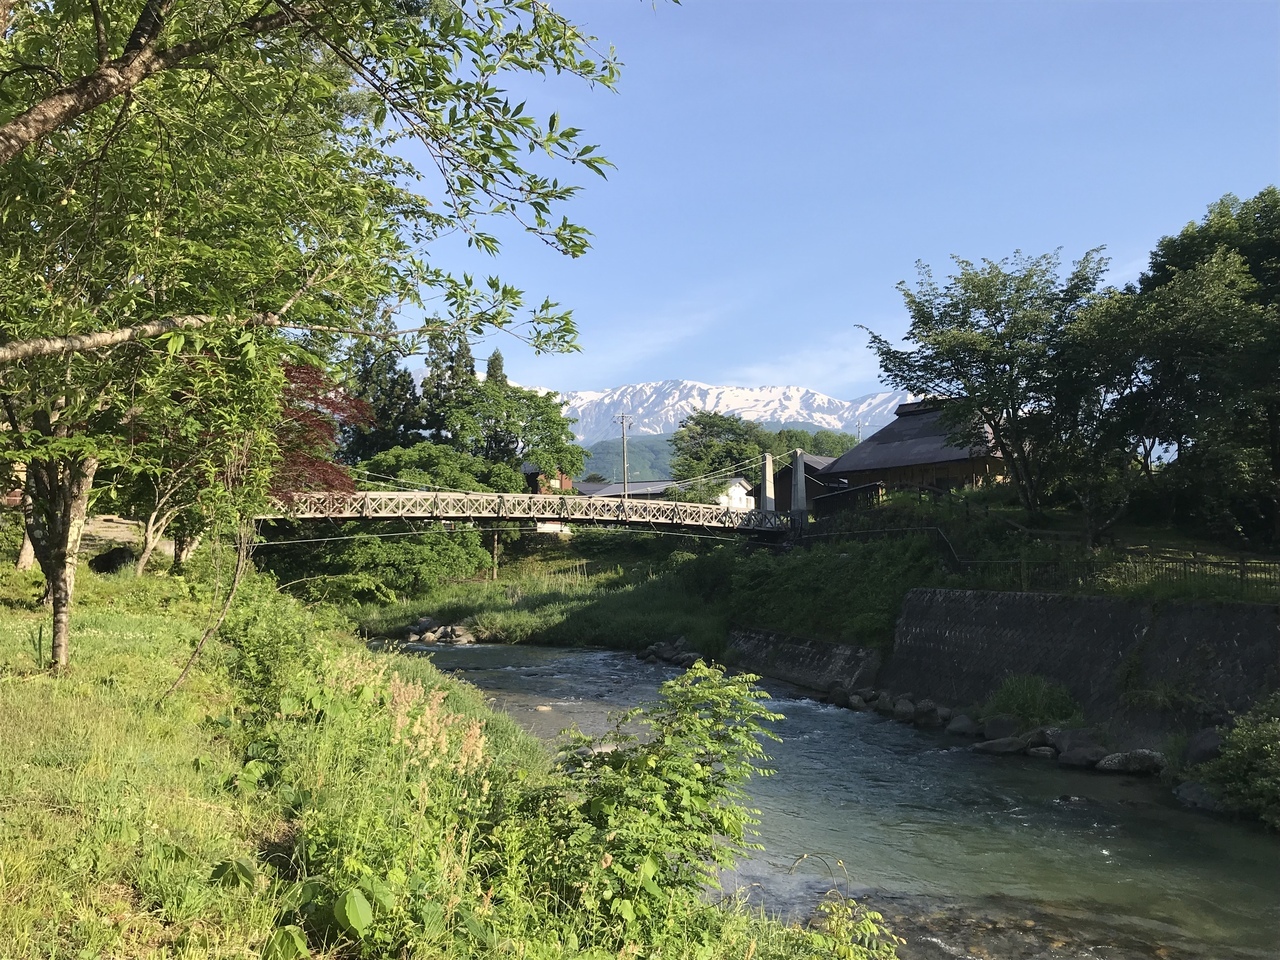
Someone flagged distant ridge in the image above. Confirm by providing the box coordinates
[561,379,910,446]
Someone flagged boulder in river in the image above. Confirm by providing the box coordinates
[936,705,953,723]
[1051,728,1101,754]
[847,695,867,711]
[974,737,1027,755]
[1095,750,1166,775]
[1027,746,1057,759]
[873,693,895,714]
[913,699,943,728]
[1058,746,1108,769]
[1174,780,1225,813]
[1026,726,1060,749]
[828,685,851,709]
[854,687,877,702]
[1184,727,1223,768]
[982,714,1021,741]
[893,698,916,722]
[946,714,982,737]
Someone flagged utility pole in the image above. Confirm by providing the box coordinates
[614,414,634,498]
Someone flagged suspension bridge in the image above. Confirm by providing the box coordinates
[265,489,792,533]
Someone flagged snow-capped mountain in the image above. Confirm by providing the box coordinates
[562,380,911,445]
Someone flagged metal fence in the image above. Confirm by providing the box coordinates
[958,558,1280,603]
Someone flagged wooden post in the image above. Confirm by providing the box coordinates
[762,452,775,512]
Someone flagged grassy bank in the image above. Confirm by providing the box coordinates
[0,560,898,958]
[349,531,952,656]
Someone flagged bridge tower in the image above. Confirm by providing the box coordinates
[761,452,775,512]
[791,450,807,535]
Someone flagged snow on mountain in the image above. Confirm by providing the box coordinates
[561,380,911,445]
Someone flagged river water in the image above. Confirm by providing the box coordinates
[421,644,1280,960]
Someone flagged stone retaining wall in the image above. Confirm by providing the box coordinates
[727,590,1280,749]
[723,627,880,693]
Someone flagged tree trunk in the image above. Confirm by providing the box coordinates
[135,507,176,575]
[171,530,201,570]
[15,528,35,570]
[22,455,98,671]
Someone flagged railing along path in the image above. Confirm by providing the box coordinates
[266,490,790,533]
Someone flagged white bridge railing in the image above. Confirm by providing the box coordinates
[265,490,791,533]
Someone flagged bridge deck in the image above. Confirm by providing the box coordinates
[267,490,790,533]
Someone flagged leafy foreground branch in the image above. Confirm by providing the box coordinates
[0,566,897,959]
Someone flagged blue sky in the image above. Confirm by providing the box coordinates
[409,0,1279,401]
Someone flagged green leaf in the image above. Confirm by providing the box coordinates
[358,875,395,911]
[210,857,256,888]
[333,887,373,937]
[261,925,309,960]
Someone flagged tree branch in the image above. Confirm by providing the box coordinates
[0,313,454,364]
[0,8,303,164]
[88,0,110,64]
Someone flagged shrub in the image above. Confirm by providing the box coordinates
[981,674,1081,728]
[218,576,318,714]
[1200,693,1280,829]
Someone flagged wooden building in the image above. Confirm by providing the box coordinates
[818,401,1001,492]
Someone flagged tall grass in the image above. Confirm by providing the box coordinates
[0,561,896,959]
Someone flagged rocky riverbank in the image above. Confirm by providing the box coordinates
[640,633,1233,814]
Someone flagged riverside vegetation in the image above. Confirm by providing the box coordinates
[0,554,900,959]
[355,521,1280,833]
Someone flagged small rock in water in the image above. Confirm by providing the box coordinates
[1027,746,1057,759]
[946,714,982,736]
[1058,745,1108,768]
[973,736,1027,755]
[1095,749,1166,775]
[534,705,553,712]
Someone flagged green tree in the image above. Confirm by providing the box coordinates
[339,327,426,464]
[0,1,622,666]
[360,442,525,495]
[486,349,508,386]
[1127,189,1280,545]
[865,250,1109,516]
[671,413,772,485]
[771,427,857,459]
[259,442,521,601]
[436,363,584,478]
[422,334,477,443]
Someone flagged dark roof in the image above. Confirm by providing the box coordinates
[784,455,836,473]
[819,406,987,475]
[591,477,750,498]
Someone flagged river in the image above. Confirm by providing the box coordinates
[421,643,1280,960]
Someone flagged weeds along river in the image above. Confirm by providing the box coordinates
[419,644,1280,960]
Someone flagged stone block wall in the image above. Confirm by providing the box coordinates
[885,589,1280,745]
[725,590,1280,749]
